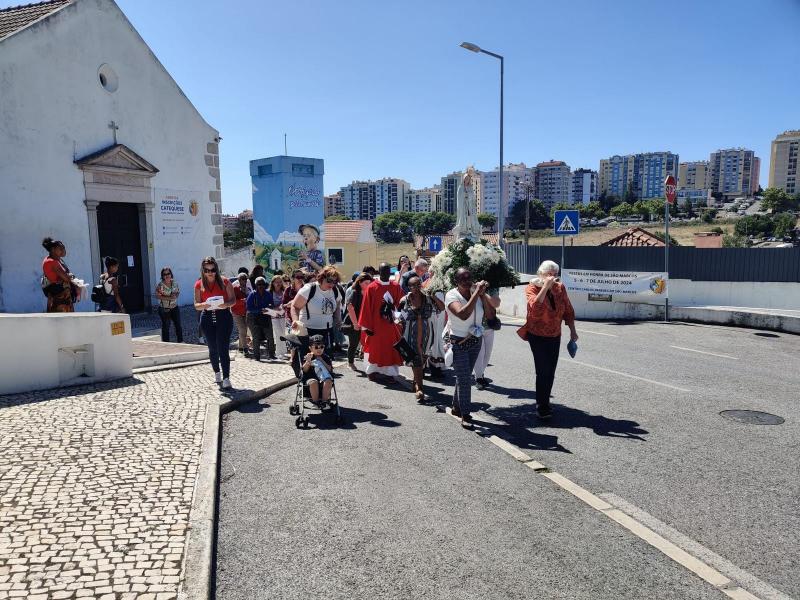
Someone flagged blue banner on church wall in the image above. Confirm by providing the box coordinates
[250,156,325,274]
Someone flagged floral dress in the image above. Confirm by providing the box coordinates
[398,292,435,368]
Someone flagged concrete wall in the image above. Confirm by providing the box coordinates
[0,0,220,313]
[499,274,800,331]
[0,313,133,395]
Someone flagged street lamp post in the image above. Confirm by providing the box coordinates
[460,42,504,239]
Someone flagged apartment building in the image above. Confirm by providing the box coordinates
[535,160,571,208]
[324,192,344,218]
[569,168,598,205]
[708,148,760,199]
[340,178,410,220]
[768,130,800,195]
[678,161,709,190]
[478,163,532,217]
[406,186,441,212]
[599,152,679,200]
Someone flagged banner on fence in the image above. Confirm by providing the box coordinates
[563,269,668,303]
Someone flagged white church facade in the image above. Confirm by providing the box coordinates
[0,0,223,313]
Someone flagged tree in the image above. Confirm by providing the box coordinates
[413,212,456,248]
[735,214,772,237]
[373,211,416,243]
[223,219,254,250]
[549,202,571,219]
[700,208,718,224]
[722,233,748,247]
[325,214,351,221]
[760,187,798,213]
[633,200,651,221]
[772,212,797,239]
[683,198,696,218]
[624,182,638,204]
[477,213,497,230]
[599,191,618,213]
[509,199,548,230]
[610,202,634,217]
[584,201,606,219]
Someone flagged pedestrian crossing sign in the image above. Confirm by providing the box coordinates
[554,210,580,236]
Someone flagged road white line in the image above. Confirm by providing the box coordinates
[576,328,619,337]
[565,359,691,393]
[599,493,792,600]
[670,345,739,360]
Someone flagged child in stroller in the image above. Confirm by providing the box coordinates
[301,334,334,406]
[284,330,342,428]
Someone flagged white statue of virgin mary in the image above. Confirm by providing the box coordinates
[453,165,481,241]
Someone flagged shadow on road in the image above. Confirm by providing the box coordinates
[477,401,649,448]
[305,405,401,430]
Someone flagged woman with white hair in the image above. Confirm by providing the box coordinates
[516,260,578,419]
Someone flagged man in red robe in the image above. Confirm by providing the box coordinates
[359,263,404,382]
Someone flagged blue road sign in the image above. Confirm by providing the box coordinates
[429,236,443,252]
[554,210,580,236]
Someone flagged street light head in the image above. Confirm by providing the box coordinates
[460,42,482,53]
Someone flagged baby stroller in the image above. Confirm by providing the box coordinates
[282,332,342,429]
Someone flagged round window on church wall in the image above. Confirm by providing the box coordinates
[98,64,118,93]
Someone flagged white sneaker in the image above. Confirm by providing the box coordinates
[221,378,232,390]
[214,372,222,384]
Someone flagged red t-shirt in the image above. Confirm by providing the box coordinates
[231,284,247,316]
[42,257,63,283]
[194,279,228,303]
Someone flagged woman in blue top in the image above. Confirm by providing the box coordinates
[246,276,275,360]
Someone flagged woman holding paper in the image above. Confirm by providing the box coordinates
[516,260,578,420]
[194,256,236,389]
[269,275,288,359]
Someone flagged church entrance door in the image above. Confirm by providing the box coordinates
[97,202,146,313]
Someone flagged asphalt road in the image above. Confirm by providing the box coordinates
[216,320,799,600]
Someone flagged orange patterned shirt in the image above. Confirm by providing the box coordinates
[516,281,575,339]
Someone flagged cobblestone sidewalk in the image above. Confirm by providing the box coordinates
[0,358,294,599]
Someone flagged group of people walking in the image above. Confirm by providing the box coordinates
[40,238,578,421]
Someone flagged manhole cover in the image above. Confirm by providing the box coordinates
[720,410,784,425]
[754,332,780,338]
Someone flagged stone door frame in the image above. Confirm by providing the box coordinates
[75,144,159,311]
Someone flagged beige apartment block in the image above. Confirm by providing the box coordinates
[768,130,800,195]
[678,161,708,190]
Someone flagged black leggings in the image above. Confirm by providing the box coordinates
[200,309,233,378]
[346,328,361,363]
[527,334,561,407]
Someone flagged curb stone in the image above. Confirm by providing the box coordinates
[179,375,297,600]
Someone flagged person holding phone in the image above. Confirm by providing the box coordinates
[516,260,578,419]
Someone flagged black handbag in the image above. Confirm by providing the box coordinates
[393,337,417,364]
[486,316,502,331]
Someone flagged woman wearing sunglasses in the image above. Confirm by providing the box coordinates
[155,266,183,342]
[194,256,236,389]
[291,265,342,356]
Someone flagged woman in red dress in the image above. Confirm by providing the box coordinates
[41,237,77,312]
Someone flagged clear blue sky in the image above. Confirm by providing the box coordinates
[14,0,800,213]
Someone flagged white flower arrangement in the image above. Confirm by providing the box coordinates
[424,238,519,294]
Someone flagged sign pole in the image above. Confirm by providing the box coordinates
[561,236,565,272]
[664,175,677,322]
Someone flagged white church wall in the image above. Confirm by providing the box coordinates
[0,0,220,313]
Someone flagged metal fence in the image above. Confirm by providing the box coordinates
[502,243,800,282]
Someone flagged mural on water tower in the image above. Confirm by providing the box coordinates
[250,156,325,275]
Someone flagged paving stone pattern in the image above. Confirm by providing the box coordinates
[0,358,295,599]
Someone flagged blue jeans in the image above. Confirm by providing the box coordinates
[200,309,233,378]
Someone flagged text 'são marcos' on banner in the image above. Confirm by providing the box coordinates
[562,269,667,303]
